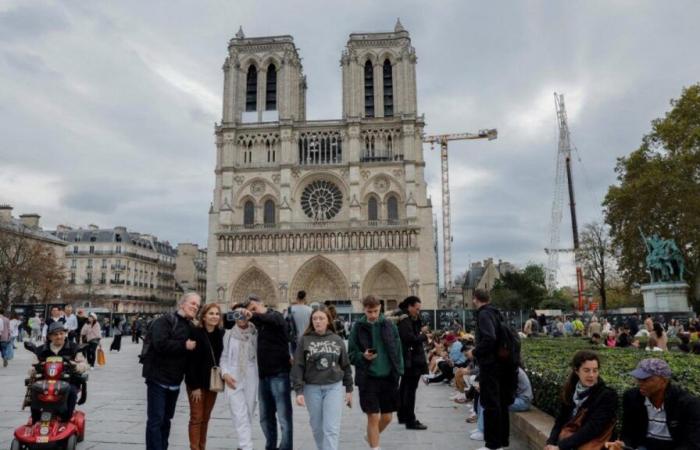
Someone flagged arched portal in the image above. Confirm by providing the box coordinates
[230,266,278,307]
[289,255,349,304]
[362,260,409,310]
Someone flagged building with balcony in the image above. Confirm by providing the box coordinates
[51,224,177,313]
[175,243,207,302]
[208,21,438,311]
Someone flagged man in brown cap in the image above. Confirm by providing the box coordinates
[606,358,700,450]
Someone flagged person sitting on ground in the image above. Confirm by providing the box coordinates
[606,358,700,450]
[30,322,88,423]
[423,333,465,384]
[692,341,700,355]
[452,346,477,403]
[646,335,663,352]
[678,333,691,353]
[545,350,618,450]
[616,326,632,348]
[605,329,617,348]
[426,339,446,376]
[651,322,668,351]
[589,332,602,346]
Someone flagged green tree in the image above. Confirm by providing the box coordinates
[603,83,700,307]
[491,263,547,310]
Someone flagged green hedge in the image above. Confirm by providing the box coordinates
[521,337,700,420]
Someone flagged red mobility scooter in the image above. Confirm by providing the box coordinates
[11,342,88,450]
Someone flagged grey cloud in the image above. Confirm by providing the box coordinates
[0,4,70,41]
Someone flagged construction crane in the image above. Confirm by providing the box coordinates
[546,93,585,310]
[423,128,498,290]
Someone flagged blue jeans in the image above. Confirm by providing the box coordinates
[304,381,344,450]
[259,372,293,450]
[0,340,12,360]
[477,396,531,432]
[145,381,180,450]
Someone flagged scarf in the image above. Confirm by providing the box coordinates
[572,381,595,417]
[230,323,257,382]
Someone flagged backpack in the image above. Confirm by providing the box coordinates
[285,306,299,352]
[496,314,521,367]
[138,313,177,364]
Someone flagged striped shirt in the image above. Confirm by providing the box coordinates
[644,397,673,442]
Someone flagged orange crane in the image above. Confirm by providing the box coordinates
[422,129,498,290]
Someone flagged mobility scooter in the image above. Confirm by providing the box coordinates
[10,342,88,450]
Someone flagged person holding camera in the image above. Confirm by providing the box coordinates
[348,295,404,450]
[292,307,353,450]
[220,304,258,450]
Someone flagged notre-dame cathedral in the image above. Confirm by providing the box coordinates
[207,21,438,312]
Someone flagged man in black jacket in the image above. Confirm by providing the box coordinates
[395,296,430,430]
[606,358,700,450]
[244,293,293,450]
[472,289,516,450]
[143,292,199,450]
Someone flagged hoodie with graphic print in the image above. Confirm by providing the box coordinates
[291,330,353,394]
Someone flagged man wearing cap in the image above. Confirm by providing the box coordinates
[606,358,700,450]
[30,322,88,422]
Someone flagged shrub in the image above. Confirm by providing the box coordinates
[521,337,700,420]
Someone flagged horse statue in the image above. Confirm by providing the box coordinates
[639,228,686,283]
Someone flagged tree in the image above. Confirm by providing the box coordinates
[603,83,700,307]
[578,221,617,311]
[490,263,547,310]
[0,230,68,311]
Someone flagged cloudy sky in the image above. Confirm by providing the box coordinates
[1,1,698,287]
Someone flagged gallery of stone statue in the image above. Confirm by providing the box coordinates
[206,23,439,312]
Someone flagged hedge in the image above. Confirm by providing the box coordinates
[521,337,700,420]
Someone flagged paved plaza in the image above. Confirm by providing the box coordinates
[0,338,525,449]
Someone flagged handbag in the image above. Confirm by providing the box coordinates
[204,332,224,393]
[558,407,615,450]
[97,345,106,366]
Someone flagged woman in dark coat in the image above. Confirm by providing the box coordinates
[185,303,224,450]
[545,350,618,450]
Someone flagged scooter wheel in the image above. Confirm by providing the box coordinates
[65,435,77,450]
[10,438,21,450]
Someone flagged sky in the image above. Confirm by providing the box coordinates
[1,0,699,287]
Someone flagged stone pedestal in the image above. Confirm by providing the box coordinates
[641,282,691,312]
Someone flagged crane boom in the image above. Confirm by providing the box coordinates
[422,128,497,290]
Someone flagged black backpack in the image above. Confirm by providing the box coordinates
[285,306,299,352]
[496,314,521,367]
[138,313,177,364]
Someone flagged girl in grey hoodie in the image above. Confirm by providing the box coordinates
[291,307,353,450]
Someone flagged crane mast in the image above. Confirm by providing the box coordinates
[547,93,585,309]
[423,129,497,290]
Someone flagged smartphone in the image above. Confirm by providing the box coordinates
[367,348,377,354]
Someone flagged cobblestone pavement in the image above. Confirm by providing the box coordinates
[0,338,525,449]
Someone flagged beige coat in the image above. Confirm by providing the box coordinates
[80,322,101,342]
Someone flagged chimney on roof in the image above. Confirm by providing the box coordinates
[0,205,12,223]
[19,213,40,229]
[56,224,73,232]
[88,224,99,231]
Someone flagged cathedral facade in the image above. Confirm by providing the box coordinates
[207,22,438,311]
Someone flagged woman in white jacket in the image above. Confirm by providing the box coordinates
[220,306,258,450]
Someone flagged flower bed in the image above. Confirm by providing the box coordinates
[521,337,700,419]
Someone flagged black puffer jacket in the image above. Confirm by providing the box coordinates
[142,313,194,385]
[394,310,428,375]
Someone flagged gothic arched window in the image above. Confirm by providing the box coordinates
[364,60,374,118]
[266,64,277,111]
[383,59,393,117]
[246,66,257,112]
[387,195,399,223]
[264,200,275,226]
[244,200,255,227]
[368,197,378,223]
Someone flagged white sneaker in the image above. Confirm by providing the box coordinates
[469,431,484,441]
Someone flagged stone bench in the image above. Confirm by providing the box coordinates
[510,407,554,449]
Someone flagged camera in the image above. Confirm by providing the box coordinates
[226,310,246,322]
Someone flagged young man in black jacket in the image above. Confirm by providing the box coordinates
[395,296,430,430]
[472,289,517,450]
[143,292,199,450]
[607,358,700,450]
[244,293,293,450]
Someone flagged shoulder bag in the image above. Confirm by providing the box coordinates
[204,331,224,392]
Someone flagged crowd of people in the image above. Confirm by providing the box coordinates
[5,292,700,450]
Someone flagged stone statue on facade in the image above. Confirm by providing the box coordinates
[639,228,686,283]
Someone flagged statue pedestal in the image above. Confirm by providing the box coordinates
[641,282,691,312]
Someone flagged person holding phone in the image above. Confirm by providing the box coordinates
[349,295,404,450]
[291,307,353,450]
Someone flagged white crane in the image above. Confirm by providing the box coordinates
[423,129,498,290]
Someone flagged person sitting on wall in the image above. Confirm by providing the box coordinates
[606,358,700,450]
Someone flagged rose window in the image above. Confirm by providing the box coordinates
[301,180,343,221]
